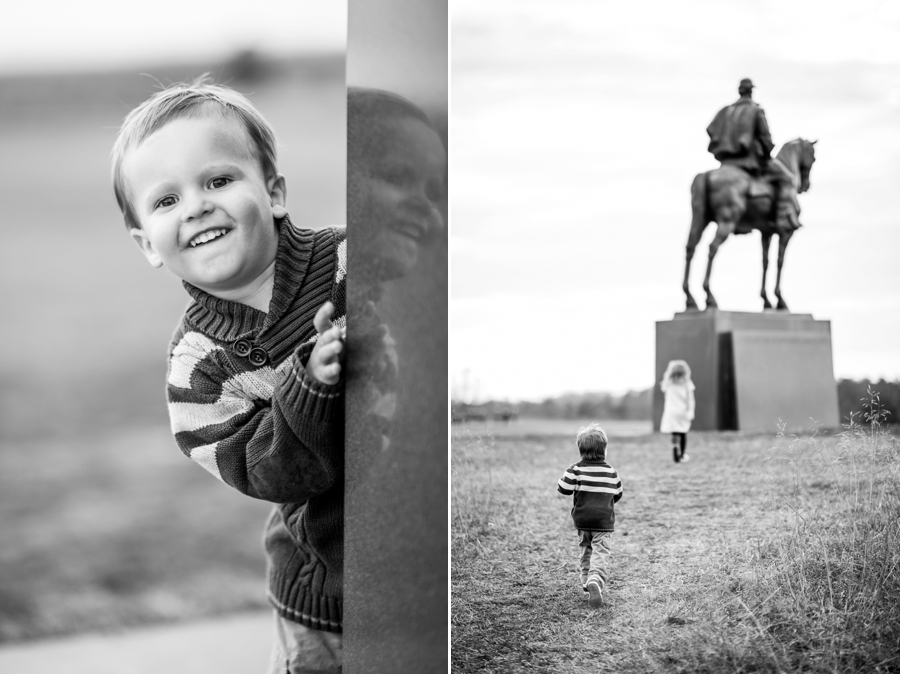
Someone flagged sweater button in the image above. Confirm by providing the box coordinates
[248,347,269,367]
[232,339,252,357]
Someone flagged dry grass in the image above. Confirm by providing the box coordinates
[451,406,899,673]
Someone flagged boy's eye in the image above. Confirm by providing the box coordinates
[155,196,177,209]
[209,176,232,189]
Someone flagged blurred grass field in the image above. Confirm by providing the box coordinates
[0,54,344,643]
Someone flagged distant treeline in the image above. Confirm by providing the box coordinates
[516,389,652,420]
[838,379,900,425]
[452,379,899,425]
[451,389,651,423]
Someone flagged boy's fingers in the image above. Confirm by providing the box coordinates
[314,302,335,334]
[317,340,344,363]
[317,325,344,347]
[319,362,341,384]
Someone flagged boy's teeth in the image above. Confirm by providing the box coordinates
[190,229,227,247]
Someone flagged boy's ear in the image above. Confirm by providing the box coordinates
[268,173,287,219]
[129,227,164,268]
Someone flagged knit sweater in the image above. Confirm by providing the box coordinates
[165,216,346,632]
[557,459,623,532]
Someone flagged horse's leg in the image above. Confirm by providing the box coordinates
[760,232,772,309]
[702,220,736,310]
[774,230,794,310]
[684,173,708,310]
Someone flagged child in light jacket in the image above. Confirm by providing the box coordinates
[660,360,695,463]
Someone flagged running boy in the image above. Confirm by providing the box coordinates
[557,423,623,608]
[111,78,346,671]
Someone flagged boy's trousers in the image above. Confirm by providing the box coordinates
[578,530,612,589]
[267,612,342,673]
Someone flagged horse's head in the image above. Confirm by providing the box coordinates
[776,138,817,193]
[797,138,817,193]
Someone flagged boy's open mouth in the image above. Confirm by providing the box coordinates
[188,228,229,248]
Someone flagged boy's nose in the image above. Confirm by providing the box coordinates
[182,194,213,221]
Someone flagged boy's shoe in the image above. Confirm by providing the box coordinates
[586,580,604,608]
[681,454,690,463]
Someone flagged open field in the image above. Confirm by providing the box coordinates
[452,413,900,673]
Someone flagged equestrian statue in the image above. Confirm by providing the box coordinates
[683,78,817,311]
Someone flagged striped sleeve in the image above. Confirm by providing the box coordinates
[609,466,624,502]
[166,330,342,504]
[557,465,577,495]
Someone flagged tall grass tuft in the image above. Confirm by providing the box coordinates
[752,388,900,672]
[451,428,496,561]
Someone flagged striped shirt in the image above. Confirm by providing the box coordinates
[557,459,623,531]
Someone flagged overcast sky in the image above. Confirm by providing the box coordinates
[0,1,345,74]
[451,0,900,401]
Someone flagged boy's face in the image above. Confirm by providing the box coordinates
[124,115,285,296]
[351,117,446,281]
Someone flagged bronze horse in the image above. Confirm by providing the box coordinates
[683,138,817,311]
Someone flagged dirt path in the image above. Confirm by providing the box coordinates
[452,428,785,673]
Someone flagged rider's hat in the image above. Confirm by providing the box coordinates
[739,78,755,91]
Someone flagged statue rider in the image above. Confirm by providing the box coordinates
[706,79,800,230]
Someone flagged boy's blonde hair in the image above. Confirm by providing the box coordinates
[111,75,278,230]
[576,423,608,460]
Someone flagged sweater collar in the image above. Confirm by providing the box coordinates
[182,215,315,342]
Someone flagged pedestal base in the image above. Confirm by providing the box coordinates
[654,311,840,432]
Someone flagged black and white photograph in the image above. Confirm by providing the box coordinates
[451,1,899,672]
[0,1,446,673]
[2,0,900,672]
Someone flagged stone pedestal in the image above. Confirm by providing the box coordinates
[654,311,840,432]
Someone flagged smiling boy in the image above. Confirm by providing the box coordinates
[124,113,284,309]
[112,78,346,672]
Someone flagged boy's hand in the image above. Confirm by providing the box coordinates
[307,302,345,385]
